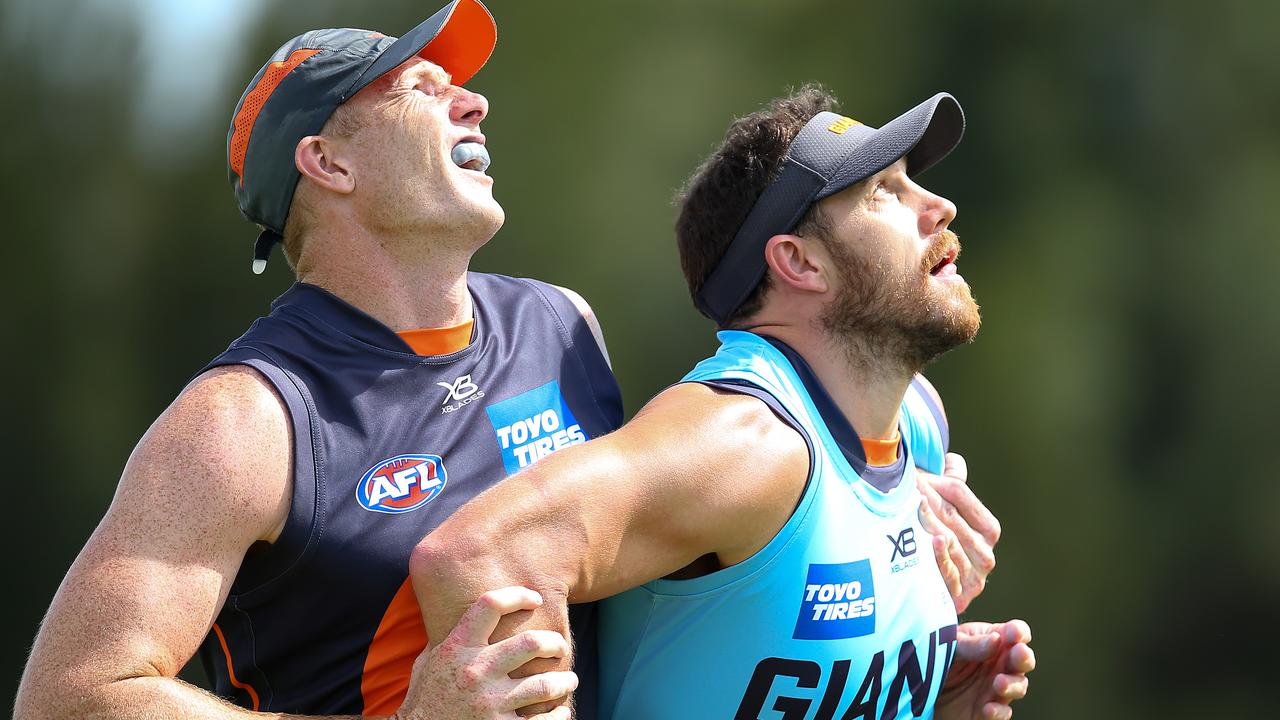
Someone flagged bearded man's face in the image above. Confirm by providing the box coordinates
[814,159,980,370]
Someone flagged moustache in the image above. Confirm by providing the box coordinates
[921,230,961,274]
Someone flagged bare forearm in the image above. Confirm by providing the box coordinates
[16,674,369,720]
[414,528,573,654]
[412,548,574,718]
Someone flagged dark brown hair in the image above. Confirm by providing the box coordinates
[675,84,837,327]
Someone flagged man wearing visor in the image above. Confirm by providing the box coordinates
[16,0,1010,716]
[412,87,1035,719]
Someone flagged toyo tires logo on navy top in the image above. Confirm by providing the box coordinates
[355,454,447,514]
[486,380,588,474]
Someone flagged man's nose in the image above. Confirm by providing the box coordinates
[919,191,957,238]
[451,87,488,126]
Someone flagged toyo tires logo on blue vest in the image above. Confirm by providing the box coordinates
[794,560,877,640]
[355,454,447,514]
[486,381,588,474]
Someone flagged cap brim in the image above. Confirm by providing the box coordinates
[348,0,496,97]
[818,92,964,200]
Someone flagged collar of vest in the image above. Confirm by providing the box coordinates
[761,336,871,469]
[273,282,477,357]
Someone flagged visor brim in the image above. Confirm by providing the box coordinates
[817,93,964,201]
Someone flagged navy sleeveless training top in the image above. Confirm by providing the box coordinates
[195,275,623,716]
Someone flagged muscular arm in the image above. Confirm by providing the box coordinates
[410,384,809,680]
[13,366,318,719]
[15,367,575,720]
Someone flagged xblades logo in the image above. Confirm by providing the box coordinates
[437,374,485,414]
[437,375,479,404]
[888,527,920,574]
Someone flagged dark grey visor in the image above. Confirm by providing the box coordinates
[694,93,965,326]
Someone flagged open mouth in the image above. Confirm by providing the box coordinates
[928,247,960,277]
[451,141,491,173]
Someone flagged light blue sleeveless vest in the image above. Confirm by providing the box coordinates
[598,331,957,719]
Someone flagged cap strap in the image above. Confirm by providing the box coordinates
[252,228,283,275]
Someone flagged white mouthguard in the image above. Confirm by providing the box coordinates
[451,142,491,173]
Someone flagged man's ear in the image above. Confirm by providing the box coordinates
[764,233,831,295]
[295,135,356,195]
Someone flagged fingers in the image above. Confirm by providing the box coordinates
[931,533,964,607]
[981,702,1013,720]
[508,672,579,711]
[1001,619,1032,646]
[1006,640,1036,674]
[952,624,1002,663]
[944,452,968,482]
[918,483,974,582]
[450,587,544,647]
[926,479,997,600]
[919,485,980,608]
[526,706,573,720]
[481,629,571,673]
[993,671,1029,701]
[932,467,1001,548]
[917,476,946,534]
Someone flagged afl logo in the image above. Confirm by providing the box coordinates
[355,454,447,514]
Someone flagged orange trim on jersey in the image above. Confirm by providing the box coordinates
[211,622,261,712]
[860,431,901,467]
[228,48,320,186]
[397,319,474,356]
[362,578,428,715]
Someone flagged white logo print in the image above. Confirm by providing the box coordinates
[437,375,485,414]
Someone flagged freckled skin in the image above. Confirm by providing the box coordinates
[15,366,302,719]
[16,54,589,720]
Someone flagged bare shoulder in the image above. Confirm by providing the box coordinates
[121,364,292,545]
[634,381,801,445]
[14,365,295,712]
[548,283,610,367]
[629,382,810,563]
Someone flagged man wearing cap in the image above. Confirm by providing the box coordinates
[411,86,1035,719]
[16,2,615,718]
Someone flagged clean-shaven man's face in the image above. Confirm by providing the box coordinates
[338,57,504,249]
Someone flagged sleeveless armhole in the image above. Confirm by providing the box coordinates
[518,277,624,429]
[909,376,950,451]
[201,347,322,597]
[900,377,948,476]
[695,379,812,455]
[640,378,818,597]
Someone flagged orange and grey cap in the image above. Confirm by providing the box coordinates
[227,0,496,273]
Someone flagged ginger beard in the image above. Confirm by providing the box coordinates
[819,229,981,373]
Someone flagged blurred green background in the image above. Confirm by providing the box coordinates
[5,0,1278,716]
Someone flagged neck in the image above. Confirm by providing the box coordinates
[749,321,915,441]
[293,221,476,331]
